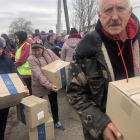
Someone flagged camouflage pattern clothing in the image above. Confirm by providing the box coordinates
[67,27,140,139]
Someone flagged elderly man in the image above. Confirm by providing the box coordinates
[67,0,140,140]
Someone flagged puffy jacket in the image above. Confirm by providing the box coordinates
[0,51,26,85]
[61,38,81,62]
[28,48,60,97]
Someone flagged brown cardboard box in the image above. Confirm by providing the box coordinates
[29,115,55,140]
[17,95,49,128]
[69,104,81,121]
[41,60,70,90]
[0,73,26,110]
[106,76,140,140]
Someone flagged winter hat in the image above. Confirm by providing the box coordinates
[70,28,78,35]
[41,35,47,41]
[0,38,3,49]
[35,29,39,33]
[49,30,53,33]
[41,31,45,35]
[47,35,53,41]
[31,38,44,49]
[61,35,65,38]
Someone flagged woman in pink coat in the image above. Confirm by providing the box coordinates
[28,38,64,130]
[61,28,81,62]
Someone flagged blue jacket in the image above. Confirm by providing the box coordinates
[57,40,64,48]
[0,52,26,85]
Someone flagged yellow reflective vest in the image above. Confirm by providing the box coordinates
[15,42,32,75]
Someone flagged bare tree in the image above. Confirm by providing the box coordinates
[70,0,98,32]
[9,18,33,34]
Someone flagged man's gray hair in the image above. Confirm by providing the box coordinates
[98,0,130,12]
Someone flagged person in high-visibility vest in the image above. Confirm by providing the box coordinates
[14,31,32,95]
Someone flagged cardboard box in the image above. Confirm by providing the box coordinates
[29,115,55,140]
[106,77,140,140]
[17,95,49,128]
[0,73,26,110]
[69,105,81,121]
[41,60,70,90]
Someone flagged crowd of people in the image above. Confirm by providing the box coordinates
[0,0,140,139]
[0,27,82,140]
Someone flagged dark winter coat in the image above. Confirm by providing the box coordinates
[0,51,26,85]
[67,13,140,140]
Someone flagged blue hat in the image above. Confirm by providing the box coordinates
[0,38,3,49]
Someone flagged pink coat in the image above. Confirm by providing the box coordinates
[61,38,81,62]
[28,48,60,97]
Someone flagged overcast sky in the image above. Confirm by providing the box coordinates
[0,0,139,35]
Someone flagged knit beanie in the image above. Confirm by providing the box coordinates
[0,38,3,49]
[70,28,78,35]
[41,31,46,35]
[41,35,47,41]
[49,30,53,33]
[31,38,44,49]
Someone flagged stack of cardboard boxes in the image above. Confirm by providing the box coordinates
[16,60,70,140]
[17,95,55,140]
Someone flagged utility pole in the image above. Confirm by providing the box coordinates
[63,0,70,34]
[57,0,62,36]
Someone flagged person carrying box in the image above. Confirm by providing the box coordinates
[28,38,65,130]
[0,38,29,140]
[67,0,140,139]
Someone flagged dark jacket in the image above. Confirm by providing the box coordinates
[67,14,140,140]
[0,51,26,85]
[44,39,56,49]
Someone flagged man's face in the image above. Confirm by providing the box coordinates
[98,0,132,36]
[32,48,43,57]
[49,37,55,44]
[0,47,3,56]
